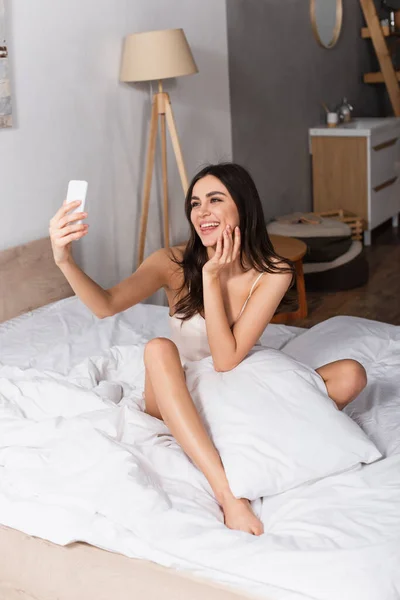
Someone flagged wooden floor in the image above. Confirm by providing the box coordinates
[291,221,400,328]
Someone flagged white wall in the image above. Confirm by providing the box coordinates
[0,0,232,290]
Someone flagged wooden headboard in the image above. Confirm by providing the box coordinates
[0,237,74,323]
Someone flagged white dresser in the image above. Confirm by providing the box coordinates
[309,118,400,244]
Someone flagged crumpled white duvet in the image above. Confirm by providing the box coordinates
[1,338,400,600]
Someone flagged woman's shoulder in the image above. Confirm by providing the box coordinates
[144,245,186,289]
[245,259,293,294]
[146,244,186,265]
[169,243,187,260]
[259,256,294,292]
[264,253,294,276]
[244,256,292,280]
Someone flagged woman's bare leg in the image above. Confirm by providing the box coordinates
[316,359,367,410]
[143,337,264,536]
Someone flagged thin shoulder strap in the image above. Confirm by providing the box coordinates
[237,272,265,320]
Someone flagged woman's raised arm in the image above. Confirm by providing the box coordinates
[105,249,170,316]
[49,200,169,318]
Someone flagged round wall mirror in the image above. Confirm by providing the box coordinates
[310,0,343,49]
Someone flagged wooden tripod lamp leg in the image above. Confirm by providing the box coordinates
[157,84,170,249]
[164,97,189,194]
[138,97,158,267]
[160,112,170,249]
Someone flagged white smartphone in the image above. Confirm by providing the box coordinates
[66,180,88,224]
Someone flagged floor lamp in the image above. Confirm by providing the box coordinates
[120,28,198,266]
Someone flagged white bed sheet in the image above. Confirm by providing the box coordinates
[0,297,302,372]
[0,298,400,600]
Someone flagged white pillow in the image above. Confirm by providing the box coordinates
[259,323,303,350]
[282,315,395,369]
[184,347,381,501]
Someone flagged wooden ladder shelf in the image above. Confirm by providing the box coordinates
[360,0,400,116]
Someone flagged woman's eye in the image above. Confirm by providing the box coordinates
[210,197,222,203]
[191,202,200,209]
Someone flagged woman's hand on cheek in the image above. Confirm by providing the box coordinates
[231,225,241,263]
[203,226,241,278]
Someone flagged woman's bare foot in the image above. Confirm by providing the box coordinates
[220,493,264,536]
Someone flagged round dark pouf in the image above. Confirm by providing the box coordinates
[303,241,369,291]
[267,218,353,263]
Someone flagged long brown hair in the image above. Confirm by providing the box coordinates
[173,163,294,320]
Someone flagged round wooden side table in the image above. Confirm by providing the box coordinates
[269,234,308,324]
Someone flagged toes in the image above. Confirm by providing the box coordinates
[252,521,264,536]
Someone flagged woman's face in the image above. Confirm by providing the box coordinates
[190,175,240,247]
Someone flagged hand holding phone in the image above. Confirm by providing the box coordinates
[66,180,88,224]
[48,180,89,265]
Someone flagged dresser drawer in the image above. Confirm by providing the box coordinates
[370,135,400,189]
[370,177,400,229]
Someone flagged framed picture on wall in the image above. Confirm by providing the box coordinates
[0,0,12,129]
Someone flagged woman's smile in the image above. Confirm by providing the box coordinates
[190,175,239,246]
[199,221,221,236]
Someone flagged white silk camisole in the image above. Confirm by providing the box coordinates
[169,272,265,363]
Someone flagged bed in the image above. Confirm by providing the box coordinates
[0,237,399,600]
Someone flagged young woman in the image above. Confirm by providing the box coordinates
[49,163,367,536]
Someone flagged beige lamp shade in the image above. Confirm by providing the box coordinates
[120,28,198,82]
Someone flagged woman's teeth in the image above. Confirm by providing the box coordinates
[200,222,220,231]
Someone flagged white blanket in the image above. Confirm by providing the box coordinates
[0,302,400,600]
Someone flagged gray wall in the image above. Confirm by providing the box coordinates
[0,0,232,293]
[226,0,383,220]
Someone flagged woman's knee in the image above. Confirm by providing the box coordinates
[144,337,178,363]
[317,358,367,410]
[341,359,367,395]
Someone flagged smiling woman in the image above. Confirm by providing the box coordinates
[172,163,294,321]
[49,161,367,537]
